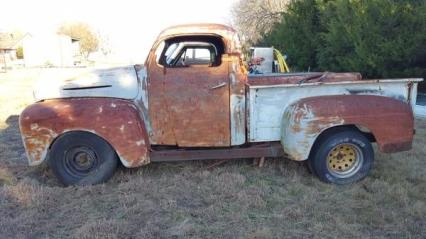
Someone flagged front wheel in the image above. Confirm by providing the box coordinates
[49,131,118,186]
[308,129,374,185]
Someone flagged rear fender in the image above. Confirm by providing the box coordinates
[281,95,414,161]
[19,98,150,168]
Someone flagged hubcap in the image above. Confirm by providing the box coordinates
[326,143,363,178]
[74,151,94,170]
[64,146,98,177]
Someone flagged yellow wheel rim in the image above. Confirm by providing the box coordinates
[326,143,363,177]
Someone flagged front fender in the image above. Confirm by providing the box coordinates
[281,95,414,161]
[19,98,151,168]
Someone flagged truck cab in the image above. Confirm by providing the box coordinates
[144,24,246,147]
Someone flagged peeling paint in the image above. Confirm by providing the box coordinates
[133,65,154,143]
[30,123,39,130]
[19,98,151,168]
[136,139,145,146]
[248,78,421,142]
[281,95,414,161]
[228,53,246,146]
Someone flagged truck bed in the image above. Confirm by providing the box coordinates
[247,72,422,142]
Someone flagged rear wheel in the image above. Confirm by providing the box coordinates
[49,131,118,186]
[309,129,374,185]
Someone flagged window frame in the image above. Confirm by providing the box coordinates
[157,38,223,68]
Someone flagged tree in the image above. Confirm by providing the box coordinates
[257,0,426,80]
[58,22,99,59]
[16,46,24,59]
[318,0,426,79]
[231,0,289,45]
[261,0,323,71]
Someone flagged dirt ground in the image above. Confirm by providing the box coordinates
[0,69,425,239]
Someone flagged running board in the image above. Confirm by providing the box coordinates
[150,142,285,162]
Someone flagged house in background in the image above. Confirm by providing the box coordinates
[23,33,81,67]
[0,32,27,69]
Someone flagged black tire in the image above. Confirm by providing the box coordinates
[308,128,374,185]
[48,131,118,186]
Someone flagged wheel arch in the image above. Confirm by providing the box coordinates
[281,95,413,161]
[47,130,129,166]
[308,124,374,158]
[20,98,151,168]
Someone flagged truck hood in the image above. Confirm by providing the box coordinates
[33,66,140,102]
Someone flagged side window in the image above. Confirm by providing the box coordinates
[179,48,212,66]
[160,41,220,67]
[165,43,180,65]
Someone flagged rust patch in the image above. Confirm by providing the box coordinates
[286,95,414,159]
[248,72,362,86]
[146,51,177,145]
[20,98,151,168]
[163,59,231,147]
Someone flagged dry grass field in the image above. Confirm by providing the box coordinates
[0,69,425,239]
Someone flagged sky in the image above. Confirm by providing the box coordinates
[0,0,238,63]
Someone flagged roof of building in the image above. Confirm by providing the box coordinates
[0,32,27,50]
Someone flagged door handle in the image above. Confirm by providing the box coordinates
[210,82,227,90]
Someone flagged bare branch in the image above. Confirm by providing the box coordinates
[231,0,289,45]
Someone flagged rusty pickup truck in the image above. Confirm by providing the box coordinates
[20,24,423,186]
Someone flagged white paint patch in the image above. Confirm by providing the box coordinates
[136,139,145,146]
[119,74,134,87]
[111,103,117,108]
[128,104,138,110]
[117,153,132,168]
[229,73,236,85]
[98,106,103,113]
[281,105,345,161]
[230,94,245,146]
[136,66,149,112]
[119,125,125,133]
[33,66,140,101]
[232,63,238,73]
[30,123,39,130]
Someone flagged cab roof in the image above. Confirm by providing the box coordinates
[157,23,236,40]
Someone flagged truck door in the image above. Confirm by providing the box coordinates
[162,39,230,147]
